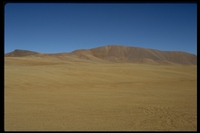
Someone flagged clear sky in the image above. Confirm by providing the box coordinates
[4,3,197,54]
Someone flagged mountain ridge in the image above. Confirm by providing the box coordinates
[5,45,197,65]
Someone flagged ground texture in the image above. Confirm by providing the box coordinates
[4,57,197,131]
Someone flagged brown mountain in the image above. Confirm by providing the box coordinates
[5,49,40,57]
[68,45,196,65]
[5,45,197,65]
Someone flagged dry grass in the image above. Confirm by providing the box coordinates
[4,57,197,131]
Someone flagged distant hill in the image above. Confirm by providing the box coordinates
[5,49,40,57]
[89,45,197,65]
[5,45,197,65]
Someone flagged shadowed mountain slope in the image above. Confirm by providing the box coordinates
[5,49,40,57]
[5,45,197,65]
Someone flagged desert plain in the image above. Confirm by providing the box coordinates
[4,56,197,131]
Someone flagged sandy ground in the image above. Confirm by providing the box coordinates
[4,57,197,131]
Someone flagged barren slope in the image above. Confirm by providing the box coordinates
[4,57,197,131]
[5,49,40,57]
[89,45,197,64]
[5,45,197,65]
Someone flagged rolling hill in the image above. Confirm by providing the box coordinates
[5,45,197,65]
[5,49,40,57]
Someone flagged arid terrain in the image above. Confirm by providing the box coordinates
[4,45,197,131]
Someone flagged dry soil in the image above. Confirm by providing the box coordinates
[4,57,197,131]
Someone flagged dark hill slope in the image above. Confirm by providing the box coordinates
[5,49,39,57]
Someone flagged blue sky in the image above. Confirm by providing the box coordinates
[4,3,197,54]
